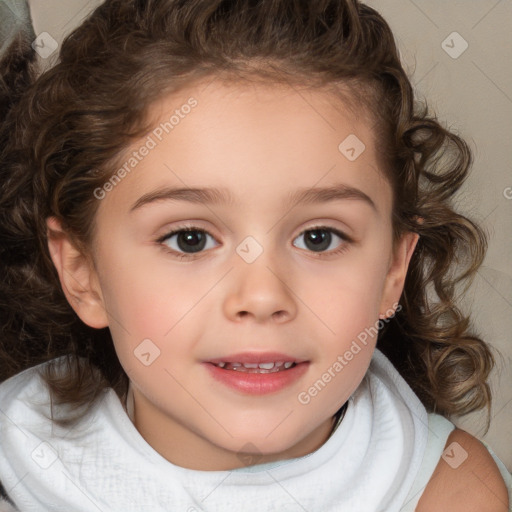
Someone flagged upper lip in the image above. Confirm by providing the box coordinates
[206,352,308,364]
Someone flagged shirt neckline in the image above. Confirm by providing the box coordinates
[114,381,358,479]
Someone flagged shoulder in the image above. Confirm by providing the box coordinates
[417,427,509,512]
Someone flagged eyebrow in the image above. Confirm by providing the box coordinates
[129,184,377,213]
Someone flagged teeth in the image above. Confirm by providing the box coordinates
[214,361,296,371]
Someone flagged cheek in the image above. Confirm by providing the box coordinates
[302,246,389,323]
[98,264,201,388]
[96,241,195,327]
[93,243,206,374]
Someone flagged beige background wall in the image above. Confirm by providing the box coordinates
[28,0,512,470]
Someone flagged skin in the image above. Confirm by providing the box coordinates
[46,78,508,508]
[417,429,509,511]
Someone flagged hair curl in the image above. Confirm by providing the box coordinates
[0,0,497,431]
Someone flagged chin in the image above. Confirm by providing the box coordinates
[213,425,306,458]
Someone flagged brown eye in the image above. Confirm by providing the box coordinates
[159,228,218,255]
[293,226,350,254]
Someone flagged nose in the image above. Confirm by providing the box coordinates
[223,252,298,324]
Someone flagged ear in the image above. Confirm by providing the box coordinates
[46,216,109,329]
[378,230,419,319]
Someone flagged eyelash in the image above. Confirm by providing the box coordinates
[156,224,353,261]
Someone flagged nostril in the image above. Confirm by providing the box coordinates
[271,310,289,322]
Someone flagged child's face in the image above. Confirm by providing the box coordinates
[54,78,418,470]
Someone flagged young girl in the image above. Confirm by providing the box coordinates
[0,0,510,510]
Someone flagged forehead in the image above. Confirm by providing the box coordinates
[98,78,391,217]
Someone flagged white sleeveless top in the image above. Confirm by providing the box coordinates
[0,348,510,511]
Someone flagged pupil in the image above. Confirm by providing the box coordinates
[306,229,331,252]
[178,231,206,253]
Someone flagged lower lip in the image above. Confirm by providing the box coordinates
[203,362,310,395]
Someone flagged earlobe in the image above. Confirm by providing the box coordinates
[379,231,419,319]
[46,216,109,329]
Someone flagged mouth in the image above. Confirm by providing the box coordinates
[203,352,310,394]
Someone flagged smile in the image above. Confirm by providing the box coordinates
[204,361,309,394]
[214,361,297,372]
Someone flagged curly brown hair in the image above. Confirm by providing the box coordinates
[0,0,497,431]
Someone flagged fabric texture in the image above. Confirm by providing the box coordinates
[1,348,510,511]
[0,347,428,511]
